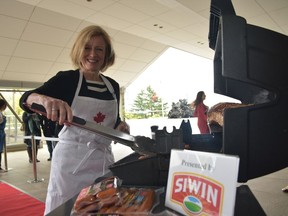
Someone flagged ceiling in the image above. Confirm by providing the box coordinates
[0,0,287,90]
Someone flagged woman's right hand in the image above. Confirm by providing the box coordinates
[26,93,73,125]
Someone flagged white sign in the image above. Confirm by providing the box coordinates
[165,149,239,216]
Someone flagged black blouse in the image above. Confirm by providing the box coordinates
[19,70,122,128]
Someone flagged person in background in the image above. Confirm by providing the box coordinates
[40,115,57,161]
[192,91,210,134]
[22,112,41,163]
[19,25,130,215]
[0,99,7,170]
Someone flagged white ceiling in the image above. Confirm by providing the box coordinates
[0,0,287,89]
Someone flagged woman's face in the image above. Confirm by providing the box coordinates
[202,93,206,100]
[81,36,106,73]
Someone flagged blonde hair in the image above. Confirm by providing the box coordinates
[70,25,115,72]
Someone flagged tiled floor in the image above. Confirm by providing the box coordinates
[1,145,287,216]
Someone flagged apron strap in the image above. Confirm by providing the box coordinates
[72,148,96,175]
[72,142,108,175]
[100,75,118,120]
[100,75,116,100]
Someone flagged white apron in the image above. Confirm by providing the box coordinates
[44,73,117,215]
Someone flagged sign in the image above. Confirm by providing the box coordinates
[165,149,239,216]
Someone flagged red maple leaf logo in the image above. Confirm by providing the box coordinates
[94,112,105,124]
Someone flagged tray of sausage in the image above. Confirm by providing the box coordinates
[71,176,164,216]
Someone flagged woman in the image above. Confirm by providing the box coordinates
[19,25,129,215]
[0,99,7,170]
[192,91,209,134]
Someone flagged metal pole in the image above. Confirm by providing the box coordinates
[3,135,8,171]
[27,135,44,183]
[31,134,38,180]
[1,134,12,172]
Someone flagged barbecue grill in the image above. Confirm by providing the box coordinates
[209,0,288,183]
[110,0,288,186]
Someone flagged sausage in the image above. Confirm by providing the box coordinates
[74,194,98,212]
[114,188,155,214]
[100,195,120,208]
[98,202,119,214]
[207,102,252,127]
[134,189,155,212]
[74,187,155,215]
[77,201,102,214]
[96,187,117,199]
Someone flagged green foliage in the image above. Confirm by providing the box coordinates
[126,85,168,119]
[168,99,194,118]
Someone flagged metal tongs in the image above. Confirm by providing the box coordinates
[25,103,156,156]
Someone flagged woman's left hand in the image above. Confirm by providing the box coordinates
[116,121,130,134]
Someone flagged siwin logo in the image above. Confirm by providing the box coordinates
[170,172,223,216]
[183,196,203,214]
